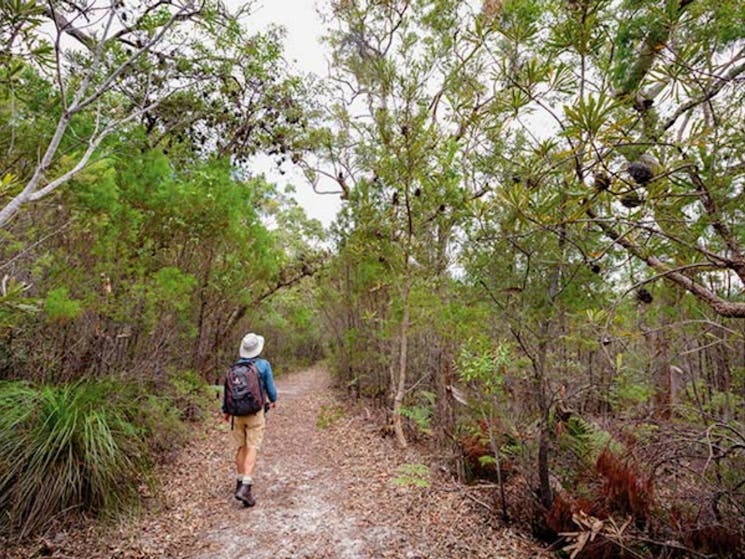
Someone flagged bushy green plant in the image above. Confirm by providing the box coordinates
[167,369,213,422]
[457,338,510,394]
[609,362,654,411]
[136,393,189,456]
[43,287,82,322]
[0,379,151,536]
[560,416,621,463]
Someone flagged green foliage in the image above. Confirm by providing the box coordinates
[391,463,431,488]
[166,369,214,422]
[399,390,436,436]
[0,2,52,69]
[0,379,151,536]
[0,277,39,331]
[316,403,345,430]
[43,287,83,322]
[136,393,189,455]
[69,158,120,214]
[478,454,497,468]
[457,339,511,396]
[149,267,197,316]
[254,284,326,373]
[559,416,621,465]
[610,363,654,410]
[681,380,745,418]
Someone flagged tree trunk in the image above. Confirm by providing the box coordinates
[535,333,553,509]
[192,249,214,377]
[392,274,410,448]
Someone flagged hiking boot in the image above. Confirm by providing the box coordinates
[235,482,255,507]
[235,479,241,495]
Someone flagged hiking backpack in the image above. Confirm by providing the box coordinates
[225,360,265,416]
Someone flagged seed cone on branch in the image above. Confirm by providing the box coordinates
[593,172,610,191]
[620,192,644,208]
[627,154,660,186]
[636,288,653,304]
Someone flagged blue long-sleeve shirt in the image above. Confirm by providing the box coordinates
[222,357,278,414]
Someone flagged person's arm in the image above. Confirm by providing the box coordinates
[262,361,278,403]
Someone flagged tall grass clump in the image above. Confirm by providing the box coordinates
[0,379,150,537]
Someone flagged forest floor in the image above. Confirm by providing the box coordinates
[6,365,548,559]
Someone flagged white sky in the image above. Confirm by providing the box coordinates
[242,0,342,228]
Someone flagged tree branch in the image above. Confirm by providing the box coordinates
[587,208,745,318]
[663,60,745,131]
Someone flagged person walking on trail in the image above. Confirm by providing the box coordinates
[222,332,278,507]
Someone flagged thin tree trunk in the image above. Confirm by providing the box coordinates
[393,274,410,448]
[535,329,553,509]
[192,249,214,376]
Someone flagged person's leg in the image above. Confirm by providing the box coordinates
[241,410,265,482]
[235,445,246,475]
[236,447,257,507]
[231,419,248,495]
[242,445,258,478]
[235,412,265,507]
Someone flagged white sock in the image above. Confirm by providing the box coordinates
[242,475,252,485]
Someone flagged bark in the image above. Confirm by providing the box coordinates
[646,320,673,418]
[486,410,509,522]
[534,331,553,510]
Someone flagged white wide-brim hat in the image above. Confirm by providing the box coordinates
[239,333,264,358]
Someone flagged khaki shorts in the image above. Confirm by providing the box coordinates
[230,409,266,450]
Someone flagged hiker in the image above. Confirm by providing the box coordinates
[222,332,278,507]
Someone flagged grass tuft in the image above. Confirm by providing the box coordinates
[0,379,150,538]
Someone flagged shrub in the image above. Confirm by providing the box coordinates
[0,379,151,537]
[137,393,188,456]
[399,390,435,437]
[167,369,214,422]
[459,419,518,483]
[43,287,83,323]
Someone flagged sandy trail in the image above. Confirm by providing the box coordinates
[194,366,402,559]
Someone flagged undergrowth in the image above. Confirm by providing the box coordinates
[0,371,209,539]
[461,411,744,558]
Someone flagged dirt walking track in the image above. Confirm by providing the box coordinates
[10,366,545,559]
